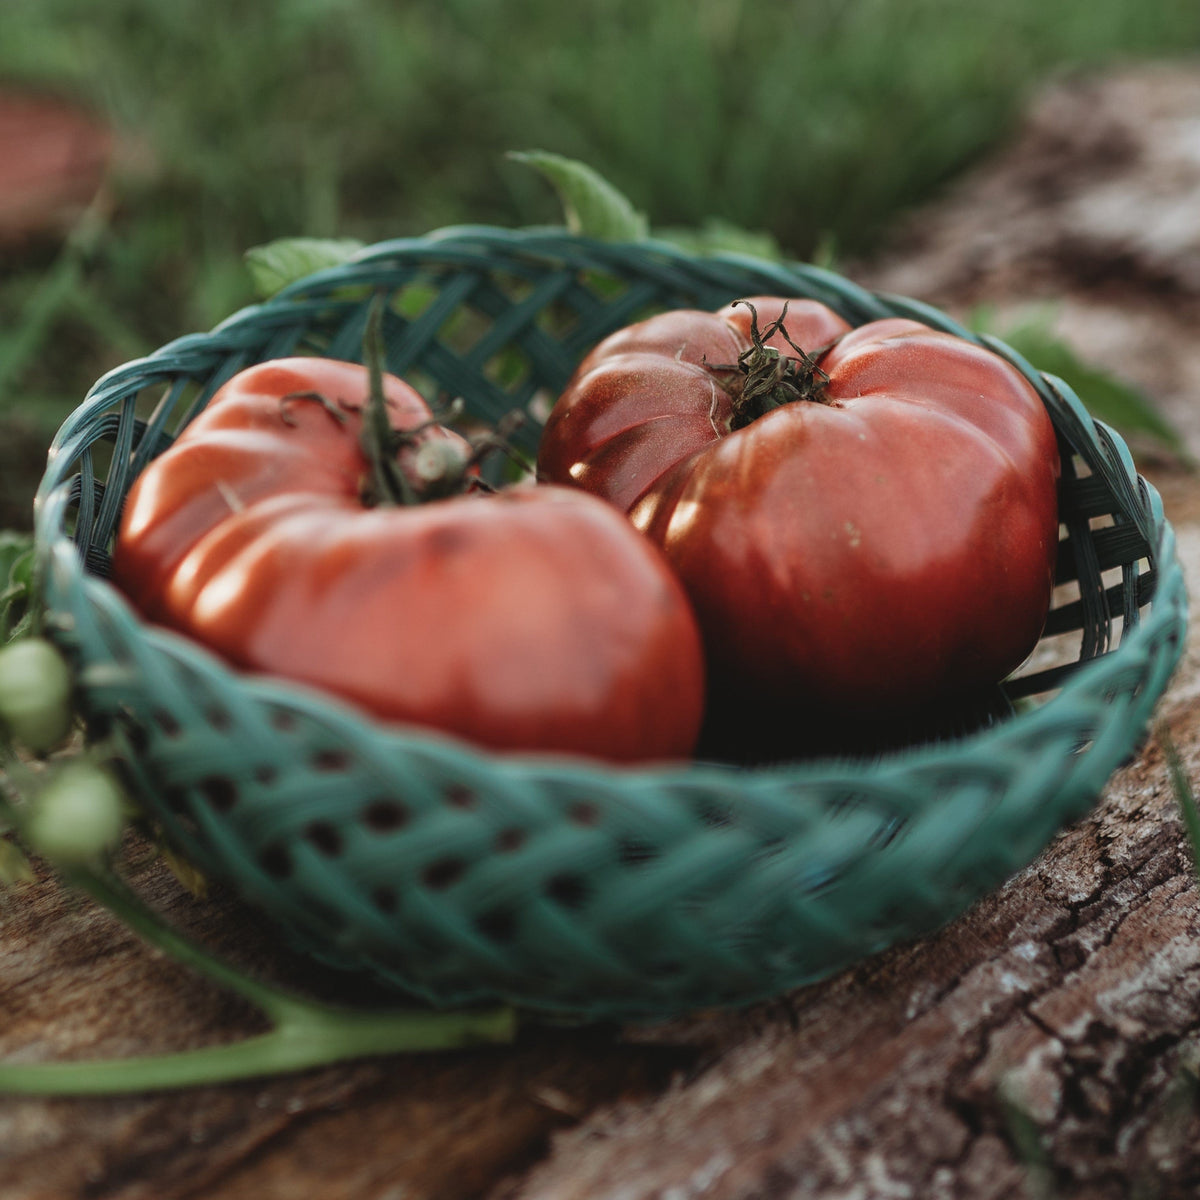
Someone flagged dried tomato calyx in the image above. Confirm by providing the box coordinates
[727,300,830,430]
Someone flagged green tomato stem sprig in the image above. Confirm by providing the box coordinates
[0,635,516,1095]
[0,863,517,1095]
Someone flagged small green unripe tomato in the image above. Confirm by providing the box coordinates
[25,762,126,865]
[0,638,74,754]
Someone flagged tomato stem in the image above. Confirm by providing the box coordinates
[465,409,535,479]
[279,389,350,427]
[728,301,830,430]
[361,293,423,507]
[356,294,532,505]
[0,863,515,1094]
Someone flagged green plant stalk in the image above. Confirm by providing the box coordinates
[0,761,516,1095]
[0,1005,517,1096]
[997,1079,1057,1200]
[360,292,421,508]
[1160,727,1200,888]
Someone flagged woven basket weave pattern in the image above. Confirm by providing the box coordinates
[33,229,1187,1018]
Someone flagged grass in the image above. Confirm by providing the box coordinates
[1,0,1199,430]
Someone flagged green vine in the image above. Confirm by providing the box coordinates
[0,637,516,1096]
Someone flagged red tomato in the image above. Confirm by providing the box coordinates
[113,358,705,763]
[537,299,1061,743]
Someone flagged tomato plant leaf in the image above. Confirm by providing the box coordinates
[158,845,209,899]
[984,314,1188,459]
[245,237,365,299]
[655,219,783,262]
[0,838,33,888]
[0,532,34,644]
[509,150,649,242]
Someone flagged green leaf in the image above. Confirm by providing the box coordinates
[996,1076,1054,1200]
[159,845,209,899]
[0,533,34,644]
[1162,729,1200,889]
[810,231,840,272]
[997,317,1187,459]
[0,838,33,888]
[395,282,438,321]
[509,151,649,242]
[244,237,365,300]
[655,218,783,262]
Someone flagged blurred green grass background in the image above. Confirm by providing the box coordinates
[2,0,1199,431]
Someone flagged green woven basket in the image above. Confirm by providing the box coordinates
[33,227,1188,1020]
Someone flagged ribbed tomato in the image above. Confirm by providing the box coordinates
[113,357,705,763]
[537,298,1060,750]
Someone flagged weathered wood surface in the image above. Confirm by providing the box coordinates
[4,63,1200,1200]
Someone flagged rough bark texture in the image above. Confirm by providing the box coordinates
[4,62,1200,1200]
